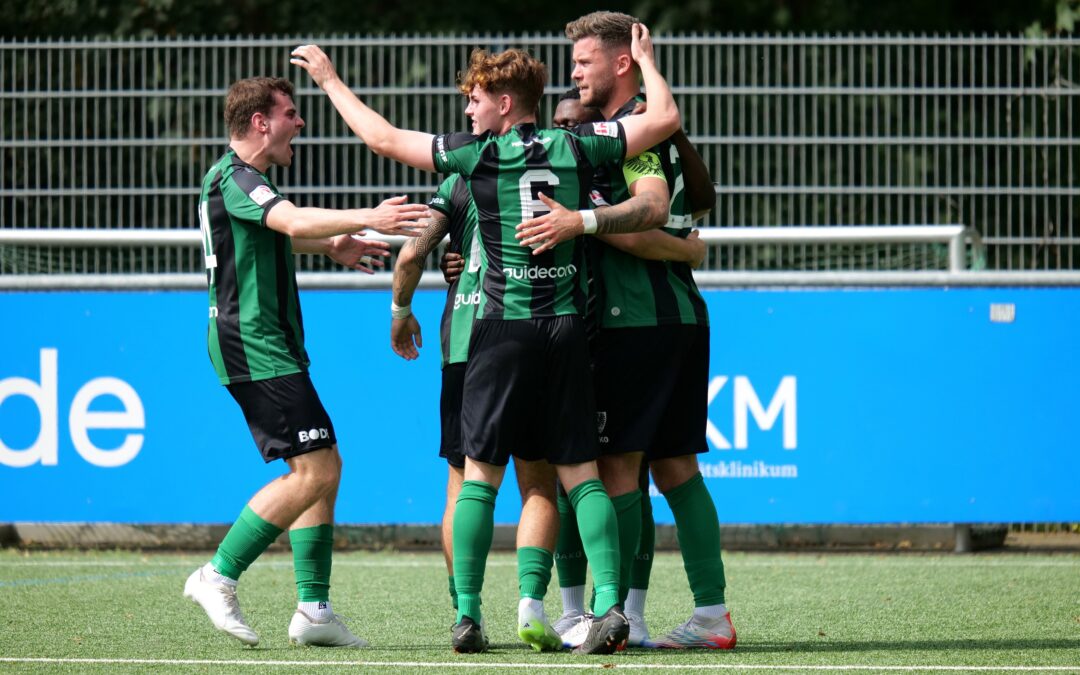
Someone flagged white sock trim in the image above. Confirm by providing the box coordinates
[625,587,648,616]
[298,600,334,621]
[204,562,237,587]
[518,597,545,623]
[560,585,586,615]
[694,603,728,622]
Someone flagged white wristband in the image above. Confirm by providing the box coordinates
[390,302,412,319]
[580,209,598,234]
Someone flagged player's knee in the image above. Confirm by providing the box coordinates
[306,469,339,500]
[598,453,642,496]
[290,448,341,498]
[518,480,556,503]
[650,455,698,493]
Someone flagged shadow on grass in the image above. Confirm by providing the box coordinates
[231,637,1080,656]
[735,638,1080,653]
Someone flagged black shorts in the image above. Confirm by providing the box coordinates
[440,362,467,468]
[226,371,337,463]
[592,324,709,461]
[461,316,597,466]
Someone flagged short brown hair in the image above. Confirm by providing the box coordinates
[565,11,639,51]
[224,77,294,138]
[457,48,547,116]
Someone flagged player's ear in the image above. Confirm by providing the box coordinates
[498,94,513,116]
[250,112,270,134]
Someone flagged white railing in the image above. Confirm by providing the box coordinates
[4,225,1080,290]
[3,34,1079,273]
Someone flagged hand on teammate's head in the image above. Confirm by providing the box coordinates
[630,23,654,65]
[290,44,338,88]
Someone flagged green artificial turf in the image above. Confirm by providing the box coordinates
[0,550,1077,673]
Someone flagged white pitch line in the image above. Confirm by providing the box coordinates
[0,657,1078,671]
[0,558,1077,569]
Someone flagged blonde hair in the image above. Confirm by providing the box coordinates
[564,11,639,51]
[457,48,547,115]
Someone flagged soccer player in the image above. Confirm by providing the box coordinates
[292,24,681,655]
[388,167,480,626]
[553,10,736,650]
[432,85,708,648]
[541,83,713,648]
[552,88,602,129]
[183,76,428,648]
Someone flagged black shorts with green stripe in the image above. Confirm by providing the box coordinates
[461,316,598,466]
[592,324,710,461]
[225,371,336,463]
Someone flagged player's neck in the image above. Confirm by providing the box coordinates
[602,81,642,120]
[229,138,271,173]
[497,112,536,135]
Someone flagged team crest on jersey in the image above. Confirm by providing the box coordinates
[592,122,618,138]
[247,184,276,206]
[589,190,610,207]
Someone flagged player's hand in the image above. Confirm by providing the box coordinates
[440,251,464,284]
[327,234,390,274]
[686,229,707,269]
[365,195,430,237]
[630,23,655,66]
[290,44,339,89]
[515,193,584,255]
[390,315,422,360]
[631,100,647,116]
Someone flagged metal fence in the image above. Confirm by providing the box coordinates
[2,34,1079,277]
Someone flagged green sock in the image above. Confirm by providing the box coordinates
[517,546,554,600]
[289,524,333,603]
[555,488,587,588]
[452,480,498,624]
[210,505,284,581]
[665,472,726,606]
[610,490,642,604]
[448,575,458,610]
[630,480,656,591]
[568,479,620,616]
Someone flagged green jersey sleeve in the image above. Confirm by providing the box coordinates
[428,175,459,217]
[220,166,283,228]
[570,120,627,167]
[432,132,484,176]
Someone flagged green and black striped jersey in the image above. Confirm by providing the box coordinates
[198,148,308,385]
[589,97,709,328]
[429,175,481,367]
[432,121,626,320]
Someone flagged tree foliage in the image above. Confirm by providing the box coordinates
[1,0,1075,38]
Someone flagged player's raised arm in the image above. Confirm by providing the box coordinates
[617,23,681,159]
[291,44,437,172]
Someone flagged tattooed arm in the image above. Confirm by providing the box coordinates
[515,171,670,253]
[390,210,450,360]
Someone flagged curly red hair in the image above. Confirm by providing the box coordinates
[458,48,547,115]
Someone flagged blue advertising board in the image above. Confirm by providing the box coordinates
[1,287,1078,524]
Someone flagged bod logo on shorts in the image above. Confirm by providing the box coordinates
[298,428,329,443]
